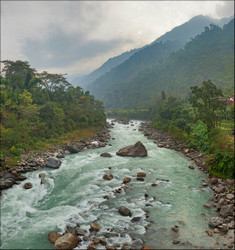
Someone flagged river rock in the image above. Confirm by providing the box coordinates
[211,177,218,184]
[90,223,101,232]
[106,246,116,250]
[75,228,87,236]
[116,141,147,157]
[137,177,145,181]
[15,175,27,181]
[131,217,142,223]
[188,165,194,169]
[57,153,65,158]
[218,224,228,233]
[137,172,146,177]
[39,173,46,178]
[171,226,178,232]
[54,233,78,249]
[220,205,233,217]
[226,194,234,200]
[48,231,60,243]
[0,179,14,189]
[23,182,32,189]
[45,157,61,169]
[131,239,143,249]
[206,230,213,237]
[118,206,132,217]
[87,244,97,250]
[64,144,80,153]
[123,177,131,184]
[100,153,112,158]
[100,238,107,246]
[172,240,180,244]
[209,217,224,228]
[40,178,46,185]
[103,174,113,180]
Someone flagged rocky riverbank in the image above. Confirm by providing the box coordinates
[139,121,235,248]
[0,124,112,192]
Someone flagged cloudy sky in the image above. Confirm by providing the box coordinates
[1,1,234,79]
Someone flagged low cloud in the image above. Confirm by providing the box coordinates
[215,1,234,18]
[22,24,132,71]
[2,1,234,77]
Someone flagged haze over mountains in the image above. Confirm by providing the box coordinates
[72,15,234,109]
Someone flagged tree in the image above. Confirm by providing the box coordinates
[161,90,166,100]
[0,60,36,91]
[189,80,226,130]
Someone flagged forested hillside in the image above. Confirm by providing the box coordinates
[85,15,233,106]
[0,60,106,159]
[103,19,234,109]
[88,40,182,100]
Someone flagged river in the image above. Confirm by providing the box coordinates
[1,120,222,249]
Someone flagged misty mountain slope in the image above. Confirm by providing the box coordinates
[87,40,182,100]
[73,15,231,90]
[153,15,233,44]
[86,15,232,101]
[72,48,139,89]
[103,19,234,109]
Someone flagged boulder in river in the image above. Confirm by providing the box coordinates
[23,182,32,189]
[118,206,132,217]
[103,174,113,181]
[40,178,46,185]
[209,217,224,228]
[54,233,78,249]
[48,231,60,243]
[0,178,14,189]
[116,141,147,157]
[123,177,131,184]
[100,153,112,158]
[90,223,101,232]
[137,172,146,177]
[220,204,233,217]
[45,157,61,169]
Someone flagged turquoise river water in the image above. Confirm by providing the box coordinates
[1,120,224,249]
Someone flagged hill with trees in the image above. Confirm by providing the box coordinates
[84,15,233,106]
[102,18,234,109]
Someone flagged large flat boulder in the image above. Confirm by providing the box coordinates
[116,141,147,157]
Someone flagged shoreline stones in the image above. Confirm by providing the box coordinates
[0,125,111,191]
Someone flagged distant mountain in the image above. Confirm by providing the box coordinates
[103,19,234,109]
[153,15,233,45]
[73,15,232,90]
[71,48,139,89]
[86,15,233,103]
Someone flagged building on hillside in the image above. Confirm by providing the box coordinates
[227,94,234,104]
